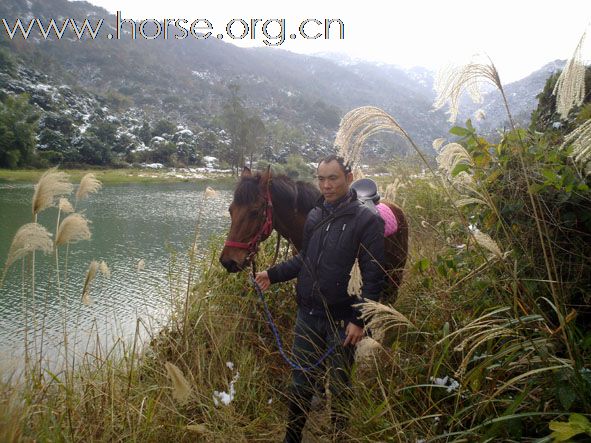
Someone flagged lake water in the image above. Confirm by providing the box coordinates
[0,180,234,372]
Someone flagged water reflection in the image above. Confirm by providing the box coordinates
[0,181,233,371]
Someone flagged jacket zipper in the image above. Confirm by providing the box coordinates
[315,222,331,267]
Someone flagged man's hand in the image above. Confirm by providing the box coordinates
[343,322,364,347]
[254,271,271,291]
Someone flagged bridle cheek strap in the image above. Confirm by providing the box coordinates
[224,184,274,255]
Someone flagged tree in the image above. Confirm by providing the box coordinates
[137,121,152,145]
[221,83,267,172]
[0,94,39,168]
[0,48,15,75]
[221,83,247,173]
[242,115,266,169]
[152,119,176,137]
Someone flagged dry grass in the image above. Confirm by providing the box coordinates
[3,223,53,271]
[58,198,74,213]
[55,213,91,246]
[31,168,73,216]
[75,173,102,202]
[436,142,474,174]
[433,56,503,123]
[81,260,99,305]
[553,31,587,119]
[164,362,193,404]
[562,118,591,170]
[334,106,410,174]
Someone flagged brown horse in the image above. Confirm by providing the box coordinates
[219,167,408,302]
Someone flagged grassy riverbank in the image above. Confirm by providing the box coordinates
[1,114,591,441]
[0,168,235,184]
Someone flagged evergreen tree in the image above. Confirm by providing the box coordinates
[0,94,39,168]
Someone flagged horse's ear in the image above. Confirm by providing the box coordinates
[241,166,252,177]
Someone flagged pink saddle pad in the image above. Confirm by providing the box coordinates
[376,203,398,236]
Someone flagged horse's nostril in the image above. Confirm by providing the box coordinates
[220,257,239,273]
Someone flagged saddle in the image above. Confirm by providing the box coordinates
[351,178,380,214]
[351,178,398,236]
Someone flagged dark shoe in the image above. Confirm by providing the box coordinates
[284,398,308,443]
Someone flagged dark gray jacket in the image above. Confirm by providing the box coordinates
[267,192,385,327]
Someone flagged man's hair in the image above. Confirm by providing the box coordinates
[318,154,352,175]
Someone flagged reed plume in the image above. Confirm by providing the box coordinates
[471,228,505,259]
[355,337,382,362]
[99,261,110,278]
[433,57,503,123]
[436,142,474,175]
[553,32,587,119]
[32,168,73,216]
[562,119,591,170]
[383,178,401,203]
[76,173,102,202]
[165,362,192,404]
[356,299,415,339]
[55,213,91,246]
[432,138,446,152]
[2,223,53,281]
[455,197,488,208]
[347,259,362,296]
[334,106,409,174]
[474,109,486,121]
[204,186,217,198]
[81,260,98,305]
[58,198,74,213]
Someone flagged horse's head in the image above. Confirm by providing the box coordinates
[219,166,273,273]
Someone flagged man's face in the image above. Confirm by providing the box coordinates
[317,160,353,204]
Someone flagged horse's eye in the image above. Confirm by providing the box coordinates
[249,209,260,219]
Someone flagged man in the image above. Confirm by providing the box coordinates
[255,154,385,442]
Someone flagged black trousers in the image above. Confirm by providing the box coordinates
[284,308,355,442]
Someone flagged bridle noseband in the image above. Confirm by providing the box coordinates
[224,179,274,262]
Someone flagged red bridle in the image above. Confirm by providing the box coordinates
[224,180,274,259]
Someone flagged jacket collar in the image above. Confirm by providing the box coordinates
[316,189,360,216]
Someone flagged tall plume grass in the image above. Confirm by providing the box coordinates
[434,55,573,355]
[382,178,401,203]
[81,260,99,305]
[98,260,110,278]
[436,142,474,173]
[471,228,506,260]
[562,118,591,171]
[1,223,53,286]
[3,223,53,271]
[58,198,74,213]
[32,168,73,217]
[356,299,415,336]
[75,173,102,203]
[30,168,72,306]
[165,362,192,404]
[553,32,587,119]
[433,56,505,124]
[55,213,91,246]
[334,106,412,174]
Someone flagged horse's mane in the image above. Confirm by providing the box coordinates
[234,173,320,214]
[294,180,320,213]
[233,176,261,205]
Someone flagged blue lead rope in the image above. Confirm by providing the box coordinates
[249,275,336,372]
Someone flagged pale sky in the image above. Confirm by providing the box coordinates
[84,0,590,83]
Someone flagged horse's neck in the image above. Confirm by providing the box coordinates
[271,181,310,251]
[273,205,308,251]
